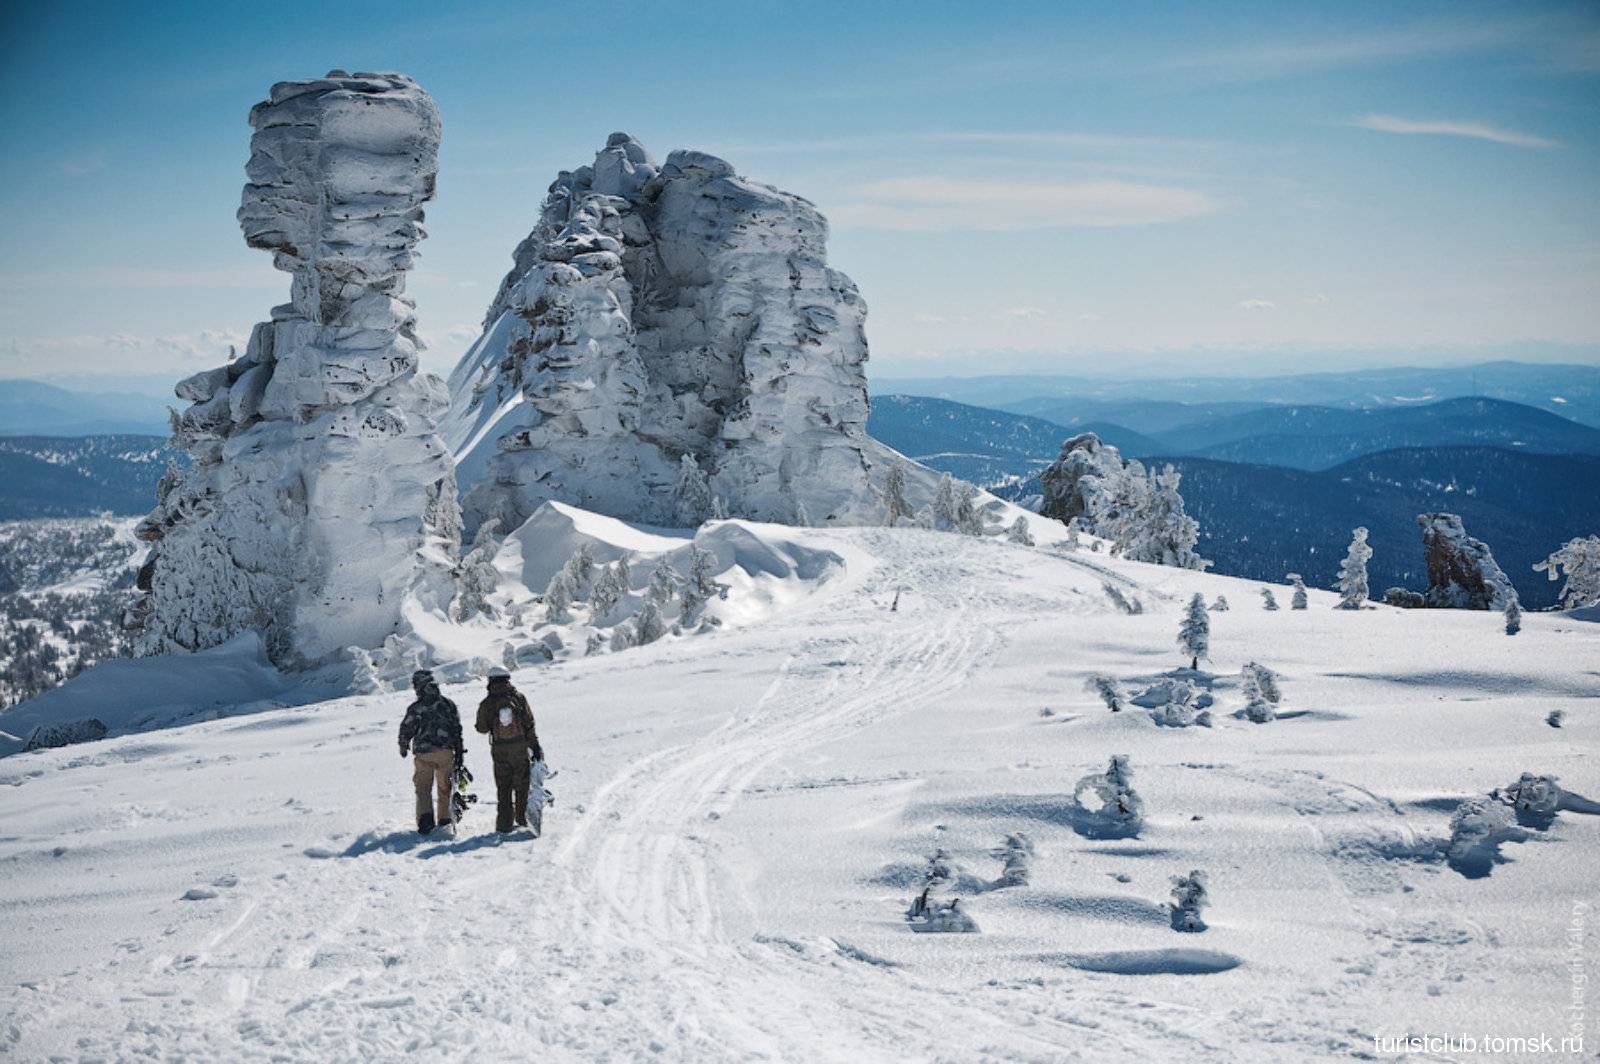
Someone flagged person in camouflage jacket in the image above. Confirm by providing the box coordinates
[399,670,465,834]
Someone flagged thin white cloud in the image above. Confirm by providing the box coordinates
[1239,299,1276,311]
[1353,114,1560,148]
[1002,307,1048,319]
[832,176,1217,232]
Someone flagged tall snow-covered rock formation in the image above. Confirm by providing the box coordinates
[445,134,883,531]
[1416,512,1515,610]
[132,71,459,668]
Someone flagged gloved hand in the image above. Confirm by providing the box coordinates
[399,742,409,758]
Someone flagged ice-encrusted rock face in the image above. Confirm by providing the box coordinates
[133,72,459,669]
[1417,512,1515,610]
[446,134,880,531]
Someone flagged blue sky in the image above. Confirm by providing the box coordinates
[2,0,1597,389]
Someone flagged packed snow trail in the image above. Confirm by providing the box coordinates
[3,527,1597,1061]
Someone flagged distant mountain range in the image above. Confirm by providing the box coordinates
[872,393,1600,471]
[0,436,179,520]
[1,380,173,437]
[867,394,1600,608]
[876,360,1600,429]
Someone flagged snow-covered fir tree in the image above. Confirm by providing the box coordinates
[1178,593,1210,670]
[1240,662,1281,723]
[452,518,502,621]
[589,558,630,623]
[559,542,596,599]
[1063,517,1082,551]
[632,598,667,645]
[710,495,728,521]
[1534,535,1600,609]
[1006,515,1034,546]
[1169,870,1209,932]
[679,547,728,622]
[673,454,713,527]
[933,474,958,530]
[543,569,574,624]
[1260,588,1279,611]
[646,556,680,608]
[1288,573,1308,610]
[1119,465,1211,570]
[1336,527,1372,609]
[1073,754,1144,826]
[883,464,914,527]
[994,833,1033,887]
[955,482,987,536]
[1504,594,1522,636]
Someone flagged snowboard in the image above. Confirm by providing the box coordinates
[451,761,479,826]
[528,760,556,838]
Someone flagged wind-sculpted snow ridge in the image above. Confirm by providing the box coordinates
[131,72,459,669]
[447,134,905,532]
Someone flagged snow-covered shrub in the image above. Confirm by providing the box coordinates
[632,598,667,645]
[1499,773,1561,819]
[1548,709,1565,729]
[1504,595,1522,636]
[1168,870,1209,932]
[590,558,630,623]
[1063,518,1082,552]
[883,464,914,527]
[1086,674,1123,713]
[1260,588,1279,611]
[679,547,729,622]
[710,495,728,521]
[1210,595,1229,612]
[955,482,988,536]
[609,621,636,652]
[559,543,596,600]
[1446,795,1522,875]
[993,833,1034,887]
[1288,573,1308,610]
[1103,583,1143,615]
[1336,527,1372,609]
[1535,535,1600,609]
[906,897,979,933]
[1073,754,1144,828]
[1239,662,1281,723]
[1383,587,1425,609]
[933,474,958,531]
[1006,515,1035,546]
[1178,593,1210,669]
[646,556,679,608]
[452,518,502,621]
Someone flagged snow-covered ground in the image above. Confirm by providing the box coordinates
[1,522,1596,1061]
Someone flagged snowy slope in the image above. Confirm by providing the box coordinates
[1,522,1596,1061]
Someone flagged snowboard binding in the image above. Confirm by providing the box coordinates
[451,763,478,824]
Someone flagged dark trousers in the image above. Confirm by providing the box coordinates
[491,741,531,832]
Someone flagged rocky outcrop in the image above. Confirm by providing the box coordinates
[1038,433,1126,524]
[1417,512,1514,610]
[132,72,459,668]
[446,134,880,531]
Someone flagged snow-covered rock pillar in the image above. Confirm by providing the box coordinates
[133,71,459,668]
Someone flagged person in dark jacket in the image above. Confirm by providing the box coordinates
[474,669,544,834]
[398,677,464,834]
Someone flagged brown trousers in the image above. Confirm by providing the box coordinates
[491,741,531,832]
[413,749,455,825]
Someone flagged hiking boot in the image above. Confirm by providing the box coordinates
[417,811,436,835]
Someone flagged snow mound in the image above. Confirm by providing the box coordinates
[0,632,296,758]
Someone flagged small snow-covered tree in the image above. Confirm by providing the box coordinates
[710,495,729,521]
[1006,515,1034,546]
[1120,465,1211,570]
[632,598,667,645]
[1240,662,1280,723]
[1178,593,1210,670]
[646,556,680,609]
[1260,588,1279,611]
[1287,573,1308,610]
[933,474,958,531]
[1210,595,1229,612]
[673,454,713,527]
[1073,754,1144,826]
[1086,674,1123,713]
[792,497,812,528]
[1169,870,1209,932]
[994,833,1033,887]
[608,620,636,652]
[1534,535,1600,609]
[680,547,728,622]
[1504,594,1522,636]
[452,518,502,621]
[559,542,595,599]
[543,569,574,624]
[884,464,914,527]
[1063,518,1082,552]
[955,482,988,536]
[1103,583,1143,615]
[1336,527,1372,609]
[590,558,630,623]
[1547,709,1565,729]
